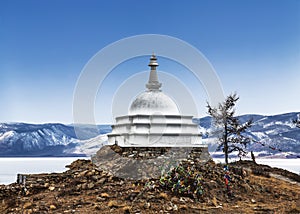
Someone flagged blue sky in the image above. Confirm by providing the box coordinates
[1,0,299,124]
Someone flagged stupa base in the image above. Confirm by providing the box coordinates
[109,144,210,161]
[92,144,211,180]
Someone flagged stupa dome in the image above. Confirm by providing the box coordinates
[129,90,179,115]
[129,54,179,115]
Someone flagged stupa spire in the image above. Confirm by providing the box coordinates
[146,54,162,91]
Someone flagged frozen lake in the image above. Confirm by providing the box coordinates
[0,157,299,185]
[0,157,88,185]
[213,158,300,174]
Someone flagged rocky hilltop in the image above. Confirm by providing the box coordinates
[0,156,299,213]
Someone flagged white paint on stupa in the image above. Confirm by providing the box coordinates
[107,54,205,147]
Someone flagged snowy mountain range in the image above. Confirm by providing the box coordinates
[194,112,300,158]
[0,123,111,156]
[0,112,299,157]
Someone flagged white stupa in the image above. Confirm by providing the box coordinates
[107,54,205,148]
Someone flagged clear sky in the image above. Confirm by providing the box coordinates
[1,0,299,124]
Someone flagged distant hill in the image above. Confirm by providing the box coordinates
[0,123,111,156]
[0,112,299,157]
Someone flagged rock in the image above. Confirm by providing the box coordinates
[78,170,87,177]
[94,204,101,210]
[173,204,178,211]
[122,206,131,213]
[23,202,32,209]
[158,192,168,200]
[179,197,193,203]
[91,176,99,181]
[80,179,88,183]
[100,193,109,198]
[171,197,180,203]
[48,186,55,191]
[144,202,151,209]
[179,204,188,210]
[212,196,218,207]
[50,204,56,210]
[166,205,173,211]
[108,200,119,208]
[97,177,106,185]
[251,199,256,203]
[76,184,82,190]
[242,183,252,192]
[107,175,114,182]
[165,202,178,211]
[86,171,94,176]
[82,183,87,189]
[25,209,33,214]
[96,196,106,202]
[87,183,94,189]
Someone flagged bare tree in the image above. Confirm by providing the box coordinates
[207,93,253,165]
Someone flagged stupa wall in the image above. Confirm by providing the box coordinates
[111,124,200,136]
[115,115,195,125]
[108,133,204,147]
